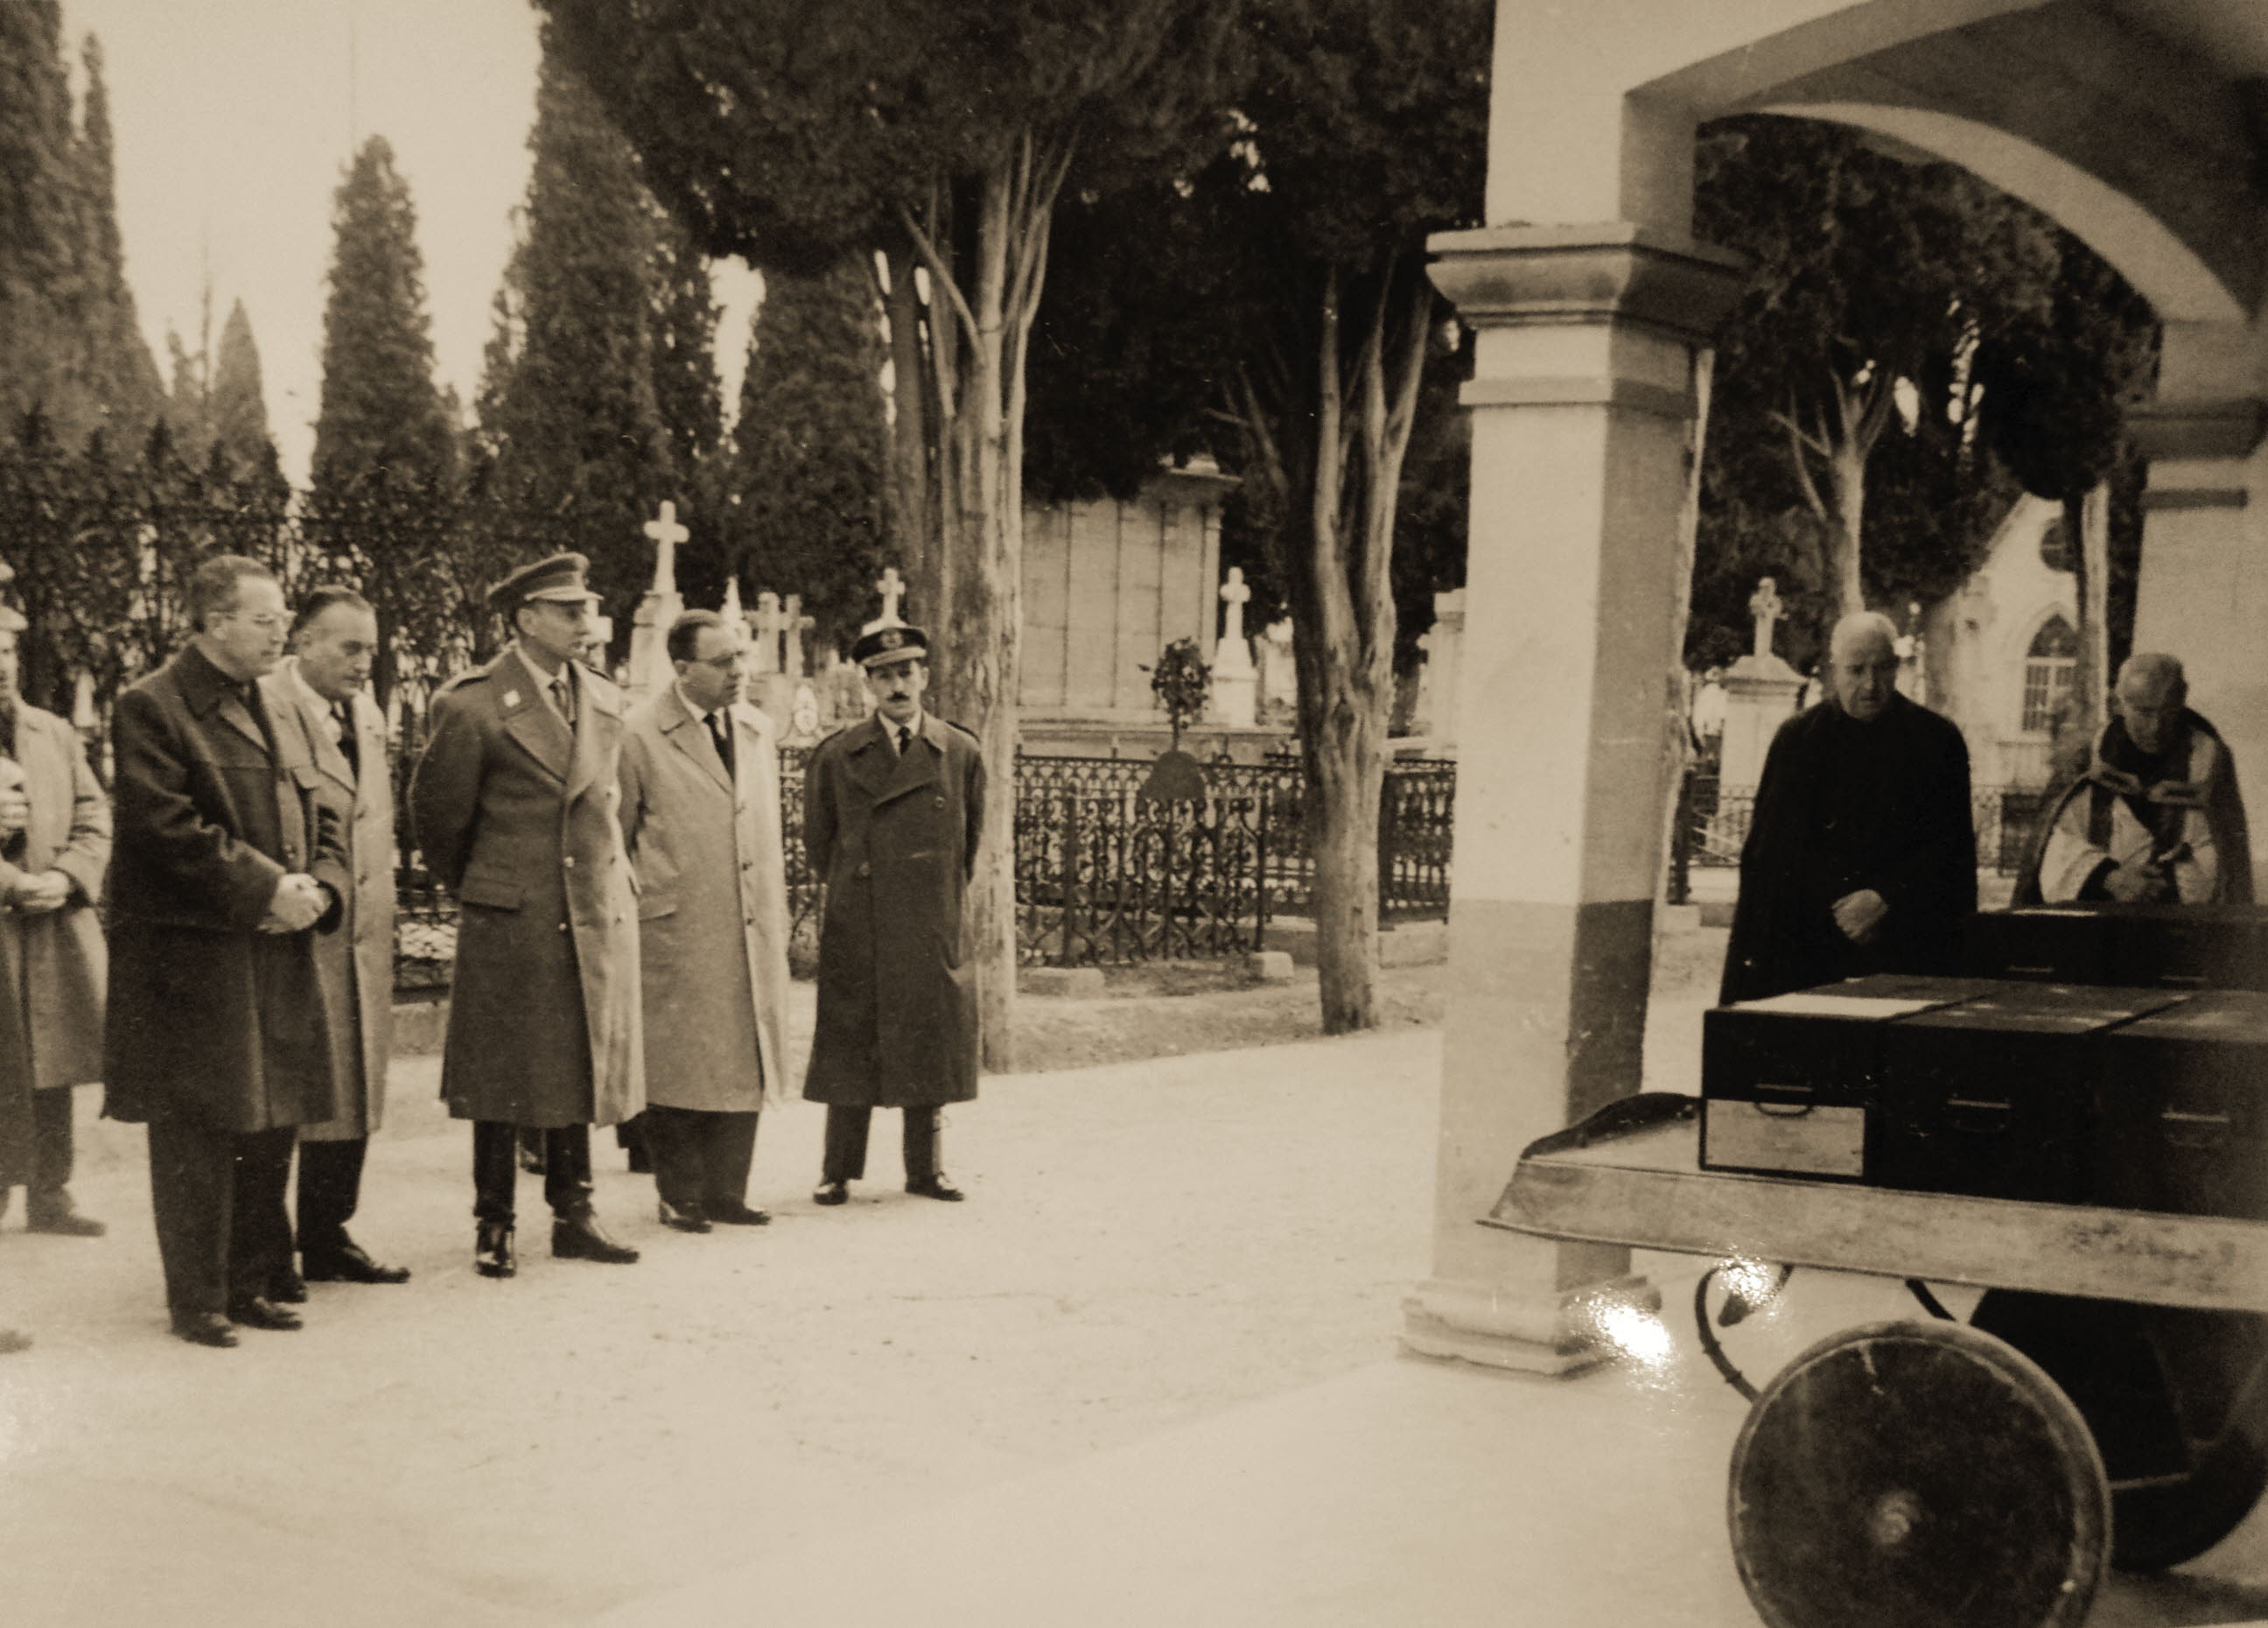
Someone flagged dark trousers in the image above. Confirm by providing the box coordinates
[293,1138,368,1256]
[821,1105,939,1185]
[30,1086,73,1195]
[644,1105,759,1214]
[472,1121,593,1225]
[145,1119,296,1316]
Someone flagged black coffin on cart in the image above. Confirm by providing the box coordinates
[2096,988,2268,1221]
[1875,983,2185,1204]
[1967,904,2268,993]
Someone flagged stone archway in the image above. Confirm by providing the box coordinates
[1411,0,2268,1372]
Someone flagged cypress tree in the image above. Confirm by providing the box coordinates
[208,298,274,474]
[724,256,887,654]
[74,34,163,456]
[477,40,677,635]
[0,4,91,444]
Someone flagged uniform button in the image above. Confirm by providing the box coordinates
[564,856,576,869]
[856,862,871,878]
[741,861,752,872]
[558,922,569,933]
[934,796,946,807]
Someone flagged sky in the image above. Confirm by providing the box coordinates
[56,0,759,485]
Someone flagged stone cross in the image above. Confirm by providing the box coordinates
[874,566,905,628]
[785,593,816,678]
[644,501,689,595]
[1747,576,1783,659]
[1219,566,1252,646]
[752,591,786,675]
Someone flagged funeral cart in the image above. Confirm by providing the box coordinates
[1489,963,2268,1628]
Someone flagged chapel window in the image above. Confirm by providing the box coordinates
[2020,614,2078,733]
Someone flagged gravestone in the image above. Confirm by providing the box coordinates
[1211,567,1257,726]
[1719,577,1804,789]
[626,500,689,698]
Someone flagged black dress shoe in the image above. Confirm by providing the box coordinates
[905,1175,965,1202]
[552,1209,640,1263]
[476,1220,516,1279]
[25,1192,106,1237]
[304,1240,411,1284]
[171,1311,237,1349]
[706,1199,772,1226]
[0,1326,32,1355]
[657,1201,711,1235]
[227,1296,304,1332]
[269,1267,309,1304]
[813,1180,849,1206]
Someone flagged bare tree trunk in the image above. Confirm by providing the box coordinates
[898,134,1073,1075]
[2074,480,2111,739]
[876,241,938,625]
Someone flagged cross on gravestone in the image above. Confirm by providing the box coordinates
[1748,576,1783,660]
[752,591,786,675]
[784,593,816,678]
[874,566,905,628]
[1219,565,1252,646]
[644,501,689,595]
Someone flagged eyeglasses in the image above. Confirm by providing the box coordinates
[222,612,288,633]
[692,652,743,671]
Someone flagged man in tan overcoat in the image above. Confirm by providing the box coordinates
[619,610,792,1232]
[263,586,410,1290]
[804,623,984,1206]
[410,552,643,1279]
[0,605,112,1239]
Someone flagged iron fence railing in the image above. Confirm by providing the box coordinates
[1666,768,2062,904]
[392,745,1458,987]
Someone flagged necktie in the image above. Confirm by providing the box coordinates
[897,725,913,757]
[0,705,16,761]
[333,703,360,781]
[707,710,736,781]
[552,673,575,730]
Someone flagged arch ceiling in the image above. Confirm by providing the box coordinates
[1642,0,2268,323]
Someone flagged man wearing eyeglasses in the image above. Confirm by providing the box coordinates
[104,555,349,1347]
[410,552,644,1281]
[617,610,792,1232]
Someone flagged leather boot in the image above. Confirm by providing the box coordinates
[551,1207,639,1264]
[475,1219,516,1279]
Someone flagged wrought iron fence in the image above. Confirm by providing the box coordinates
[1667,768,2063,903]
[392,745,1457,989]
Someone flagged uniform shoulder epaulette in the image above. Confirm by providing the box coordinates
[813,720,862,752]
[937,716,981,746]
[432,665,492,701]
[578,660,620,701]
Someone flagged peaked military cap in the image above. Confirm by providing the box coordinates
[850,623,929,669]
[486,551,593,614]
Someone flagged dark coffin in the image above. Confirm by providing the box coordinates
[1699,976,1991,1182]
[1876,983,2188,1205]
[2095,988,2268,1220]
[1964,908,2117,985]
[2103,903,2268,993]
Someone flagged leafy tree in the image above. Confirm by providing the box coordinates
[1974,229,2157,743]
[724,256,889,654]
[540,0,1242,1067]
[1694,117,2058,636]
[309,135,464,702]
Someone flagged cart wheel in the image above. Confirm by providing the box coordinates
[1729,1319,2108,1628]
[1971,1292,2268,1572]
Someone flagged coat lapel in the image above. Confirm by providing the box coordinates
[565,668,618,804]
[272,662,357,795]
[874,713,941,807]
[499,647,572,784]
[844,716,898,803]
[659,686,733,794]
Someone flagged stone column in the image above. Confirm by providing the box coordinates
[1406,221,1744,1372]
[2130,318,2268,896]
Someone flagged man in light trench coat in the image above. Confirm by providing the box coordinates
[804,622,984,1207]
[0,601,112,1243]
[262,586,410,1290]
[619,610,792,1232]
[410,552,643,1279]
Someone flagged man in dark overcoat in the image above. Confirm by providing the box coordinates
[410,553,643,1279]
[0,603,113,1239]
[104,555,348,1348]
[1720,611,1976,1005]
[804,623,985,1206]
[264,586,410,1290]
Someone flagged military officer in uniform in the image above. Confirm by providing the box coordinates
[803,623,985,1206]
[619,610,793,1231]
[264,586,410,1289]
[410,553,643,1278]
